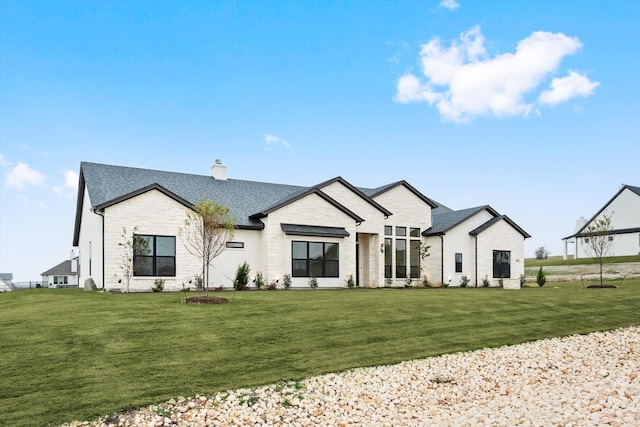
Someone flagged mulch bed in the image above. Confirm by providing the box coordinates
[586,285,617,289]
[185,296,229,304]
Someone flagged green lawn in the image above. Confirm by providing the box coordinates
[2,283,640,427]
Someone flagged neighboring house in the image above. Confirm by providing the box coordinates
[41,254,79,288]
[0,273,13,292]
[422,203,530,289]
[562,184,640,259]
[72,161,529,292]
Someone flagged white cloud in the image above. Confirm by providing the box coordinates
[53,170,79,196]
[539,70,600,105]
[5,162,46,189]
[264,133,290,148]
[394,26,598,122]
[0,153,12,167]
[440,0,460,11]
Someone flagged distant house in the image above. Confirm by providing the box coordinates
[0,273,13,292]
[72,161,530,292]
[41,253,79,288]
[562,184,640,259]
[423,203,530,288]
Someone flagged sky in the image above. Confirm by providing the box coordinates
[1,0,639,282]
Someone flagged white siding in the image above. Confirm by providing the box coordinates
[210,229,262,289]
[77,186,103,288]
[576,188,640,258]
[475,219,525,289]
[442,211,494,287]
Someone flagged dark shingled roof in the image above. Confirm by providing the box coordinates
[41,259,77,276]
[74,162,388,245]
[423,205,498,236]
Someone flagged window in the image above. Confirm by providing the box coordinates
[409,240,420,278]
[384,238,393,278]
[493,250,511,279]
[396,239,406,278]
[54,276,68,285]
[455,253,462,273]
[384,226,392,236]
[133,235,176,276]
[226,241,244,249]
[584,237,590,243]
[410,227,420,238]
[396,226,406,236]
[292,241,339,277]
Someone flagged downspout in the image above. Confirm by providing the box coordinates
[440,234,444,285]
[474,235,478,287]
[92,208,106,289]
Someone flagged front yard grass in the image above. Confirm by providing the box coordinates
[1,282,639,426]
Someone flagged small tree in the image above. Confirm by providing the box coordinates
[536,266,546,287]
[581,212,615,286]
[534,246,550,260]
[179,198,235,296]
[234,262,250,291]
[118,226,148,293]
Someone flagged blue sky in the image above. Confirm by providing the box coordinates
[1,0,638,281]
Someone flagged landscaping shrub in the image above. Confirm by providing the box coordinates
[308,276,318,289]
[282,273,291,289]
[536,267,546,287]
[460,275,469,288]
[254,271,265,289]
[482,274,490,288]
[234,262,250,291]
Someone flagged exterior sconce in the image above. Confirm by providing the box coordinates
[380,243,385,253]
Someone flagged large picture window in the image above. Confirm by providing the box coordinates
[384,238,392,278]
[133,235,176,277]
[409,240,420,278]
[396,239,406,278]
[292,241,339,277]
[492,250,510,279]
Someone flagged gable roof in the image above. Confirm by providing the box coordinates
[315,177,393,217]
[41,259,78,276]
[360,180,438,208]
[422,205,498,236]
[566,184,640,239]
[469,215,531,239]
[73,162,394,245]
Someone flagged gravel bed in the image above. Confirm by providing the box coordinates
[63,326,639,427]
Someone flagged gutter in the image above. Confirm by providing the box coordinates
[474,235,478,287]
[92,208,106,289]
[440,235,444,285]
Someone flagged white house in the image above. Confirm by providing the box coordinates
[562,184,640,259]
[0,273,13,292]
[41,253,79,288]
[422,204,530,289]
[72,161,530,292]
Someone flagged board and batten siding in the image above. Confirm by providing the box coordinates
[441,210,494,287]
[77,186,104,288]
[475,219,525,289]
[576,187,640,258]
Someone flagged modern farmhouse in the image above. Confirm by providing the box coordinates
[562,184,640,259]
[72,161,530,291]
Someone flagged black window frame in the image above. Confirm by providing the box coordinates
[409,240,421,278]
[133,234,176,277]
[226,241,245,249]
[291,241,339,278]
[384,237,393,278]
[396,239,407,279]
[409,227,420,238]
[396,226,406,237]
[384,225,392,236]
[492,250,510,279]
[455,253,462,273]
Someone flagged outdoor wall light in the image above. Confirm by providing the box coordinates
[380,243,385,253]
